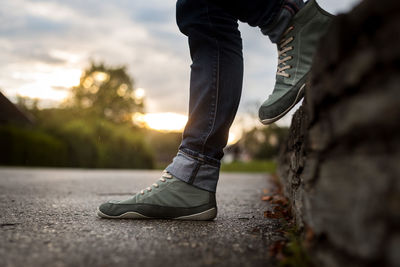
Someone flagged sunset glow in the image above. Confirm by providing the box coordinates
[133,88,146,100]
[228,132,239,145]
[132,112,241,145]
[133,112,187,132]
[17,82,69,101]
[13,67,82,101]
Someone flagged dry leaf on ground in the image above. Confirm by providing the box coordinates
[264,210,285,219]
[261,195,272,201]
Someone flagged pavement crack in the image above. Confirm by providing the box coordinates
[0,223,20,227]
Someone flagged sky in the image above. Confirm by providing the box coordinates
[0,0,361,133]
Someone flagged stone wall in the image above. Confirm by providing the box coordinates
[278,0,400,266]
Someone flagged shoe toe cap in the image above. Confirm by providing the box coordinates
[98,201,123,217]
[259,85,304,123]
[98,202,113,215]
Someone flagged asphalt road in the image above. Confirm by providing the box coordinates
[0,168,283,267]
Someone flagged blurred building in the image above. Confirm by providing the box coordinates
[0,91,33,125]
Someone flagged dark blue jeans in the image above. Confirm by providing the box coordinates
[166,0,304,192]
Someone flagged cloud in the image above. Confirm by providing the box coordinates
[0,0,361,127]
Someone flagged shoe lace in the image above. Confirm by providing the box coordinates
[140,170,172,195]
[276,26,295,78]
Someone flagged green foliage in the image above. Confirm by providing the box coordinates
[48,117,154,169]
[146,131,181,169]
[221,160,276,173]
[68,62,143,123]
[279,227,314,267]
[0,117,154,169]
[16,95,39,114]
[90,120,154,169]
[56,119,99,167]
[0,125,68,166]
[242,124,289,160]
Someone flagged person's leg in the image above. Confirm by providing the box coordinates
[97,0,243,220]
[209,0,304,44]
[166,0,243,193]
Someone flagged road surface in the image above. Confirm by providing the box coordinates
[0,168,283,267]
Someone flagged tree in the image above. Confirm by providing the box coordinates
[241,124,289,160]
[69,62,143,123]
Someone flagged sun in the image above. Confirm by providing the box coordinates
[132,112,241,145]
[132,112,188,132]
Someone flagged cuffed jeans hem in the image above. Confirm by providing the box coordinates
[166,151,220,193]
[261,8,293,43]
[260,0,304,43]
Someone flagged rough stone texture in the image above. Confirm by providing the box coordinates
[278,0,400,266]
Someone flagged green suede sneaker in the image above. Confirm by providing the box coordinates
[259,0,334,124]
[97,171,217,220]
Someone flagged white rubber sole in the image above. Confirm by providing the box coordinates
[260,83,305,125]
[175,207,217,220]
[97,207,217,221]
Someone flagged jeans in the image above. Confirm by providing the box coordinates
[166,0,304,192]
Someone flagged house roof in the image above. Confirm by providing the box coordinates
[0,91,34,125]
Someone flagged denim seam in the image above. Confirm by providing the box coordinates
[201,4,220,156]
[180,150,205,163]
[188,162,201,184]
[179,149,220,167]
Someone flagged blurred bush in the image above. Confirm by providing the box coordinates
[146,131,181,169]
[0,119,154,169]
[242,124,289,160]
[221,160,276,173]
[89,119,154,169]
[0,125,68,166]
[55,117,154,169]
